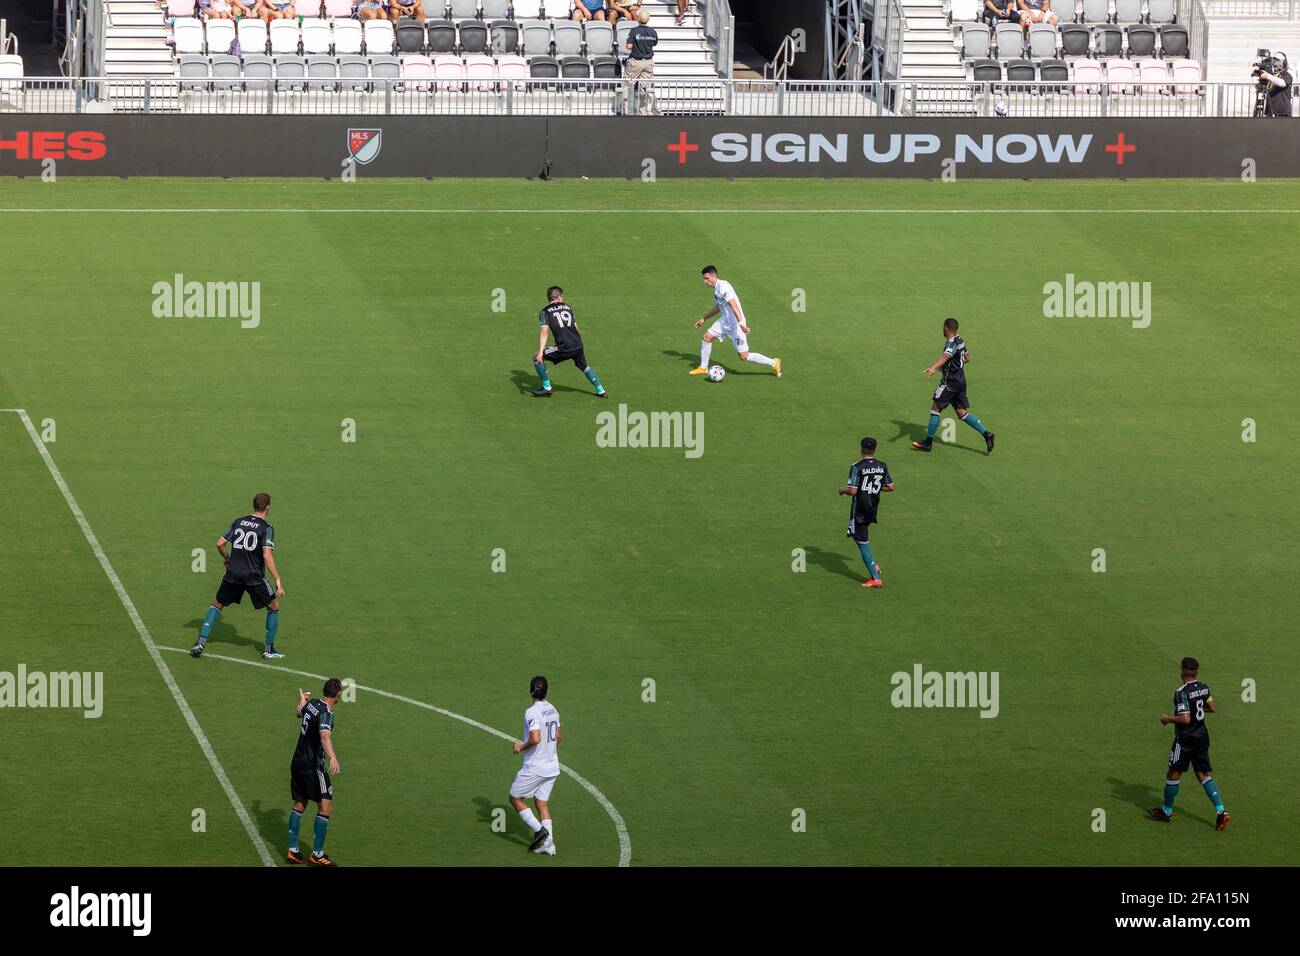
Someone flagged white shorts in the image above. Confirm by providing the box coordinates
[707,319,748,353]
[510,769,559,801]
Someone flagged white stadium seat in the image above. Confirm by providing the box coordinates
[173,17,205,55]
[270,20,301,56]
[237,17,269,55]
[333,19,364,55]
[205,18,237,55]
[363,19,396,55]
[301,18,333,54]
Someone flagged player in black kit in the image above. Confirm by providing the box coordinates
[191,492,286,660]
[288,678,343,865]
[838,437,895,589]
[531,286,608,399]
[1148,657,1230,830]
[913,318,995,454]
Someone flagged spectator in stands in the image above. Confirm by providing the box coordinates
[573,0,610,22]
[1016,0,1057,35]
[625,7,657,112]
[675,0,688,26]
[389,0,422,21]
[1259,53,1293,117]
[203,0,235,16]
[231,0,266,18]
[982,0,1018,30]
[356,0,387,20]
[609,2,641,27]
[261,0,296,19]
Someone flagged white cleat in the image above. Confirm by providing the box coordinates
[532,842,556,856]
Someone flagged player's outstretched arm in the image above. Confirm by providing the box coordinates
[883,483,896,493]
[694,305,720,329]
[838,484,857,496]
[296,688,309,717]
[925,352,951,377]
[321,729,340,775]
[264,548,284,597]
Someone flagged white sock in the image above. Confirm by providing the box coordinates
[518,808,542,833]
[699,341,712,368]
[745,352,775,367]
[542,818,553,842]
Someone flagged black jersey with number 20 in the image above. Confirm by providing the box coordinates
[222,514,275,584]
[540,302,584,352]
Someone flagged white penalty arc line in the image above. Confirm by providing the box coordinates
[156,645,633,868]
[1,408,277,867]
[1,207,1300,215]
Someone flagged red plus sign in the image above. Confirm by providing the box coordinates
[667,131,699,165]
[1105,132,1136,166]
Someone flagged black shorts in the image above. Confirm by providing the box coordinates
[1168,736,1211,775]
[932,382,969,411]
[847,519,873,543]
[215,575,276,609]
[544,345,588,370]
[291,764,333,804]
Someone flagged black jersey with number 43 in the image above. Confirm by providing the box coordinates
[848,457,893,527]
[222,514,275,584]
[1173,680,1212,743]
[292,699,335,770]
[540,302,584,352]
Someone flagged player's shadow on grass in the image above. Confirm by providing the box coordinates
[887,419,985,455]
[182,616,263,654]
[804,545,867,584]
[251,800,288,859]
[660,350,766,375]
[472,796,532,849]
[1106,777,1217,829]
[508,369,587,397]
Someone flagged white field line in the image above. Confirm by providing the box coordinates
[2,408,276,867]
[0,208,1298,215]
[157,646,633,868]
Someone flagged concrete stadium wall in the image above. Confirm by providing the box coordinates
[1,116,1298,178]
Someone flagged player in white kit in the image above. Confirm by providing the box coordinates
[690,265,782,378]
[508,675,562,856]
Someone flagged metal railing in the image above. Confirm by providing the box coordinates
[871,0,907,83]
[0,75,1292,117]
[700,0,734,79]
[1199,0,1297,15]
[763,30,799,81]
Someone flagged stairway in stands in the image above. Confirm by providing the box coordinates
[645,1,719,79]
[102,0,172,76]
[899,0,964,80]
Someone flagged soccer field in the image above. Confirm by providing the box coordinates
[0,177,1294,867]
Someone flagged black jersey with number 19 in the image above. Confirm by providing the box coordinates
[540,302,584,352]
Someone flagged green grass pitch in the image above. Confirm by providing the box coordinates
[0,178,1295,866]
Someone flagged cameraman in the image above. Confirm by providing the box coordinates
[1258,52,1293,117]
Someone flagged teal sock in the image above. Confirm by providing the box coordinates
[583,367,605,395]
[313,813,329,855]
[198,605,219,645]
[533,361,551,390]
[1201,777,1224,813]
[1162,778,1180,814]
[288,808,302,851]
[926,411,940,439]
[857,541,879,579]
[960,411,987,435]
[265,610,279,649]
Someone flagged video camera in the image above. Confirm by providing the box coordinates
[1252,48,1286,82]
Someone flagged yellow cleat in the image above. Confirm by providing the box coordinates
[772,357,783,378]
[689,366,709,375]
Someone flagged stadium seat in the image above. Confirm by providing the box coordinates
[269,21,300,56]
[298,0,325,14]
[512,0,544,17]
[238,18,269,55]
[1073,57,1102,92]
[560,55,591,79]
[1027,23,1058,59]
[1126,24,1156,58]
[489,20,520,54]
[520,20,551,56]
[206,19,237,56]
[1171,58,1201,93]
[1104,57,1135,92]
[338,54,370,90]
[1077,0,1109,23]
[167,0,196,14]
[306,54,340,90]
[365,19,396,54]
[464,53,497,90]
[961,23,991,60]
[1059,23,1090,57]
[615,19,634,54]
[395,18,427,52]
[0,52,22,86]
[1040,58,1069,85]
[177,53,210,83]
[1159,24,1188,58]
[496,53,528,82]
[993,22,1023,60]
[432,54,466,89]
[528,54,560,78]
[1006,58,1036,84]
[459,20,490,54]
[971,57,1002,81]
[273,54,307,90]
[301,18,332,55]
[400,53,434,89]
[1148,0,1176,23]
[243,54,274,91]
[584,21,614,57]
[448,0,479,17]
[1113,0,1142,22]
[481,0,509,17]
[950,0,980,21]
[174,18,205,55]
[323,0,352,15]
[426,20,457,53]
[552,20,582,56]
[1137,57,1169,89]
[1093,23,1122,57]
[334,19,364,55]
[210,53,242,88]
[590,53,618,79]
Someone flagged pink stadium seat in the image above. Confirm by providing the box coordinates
[167,0,197,15]
[1072,58,1102,94]
[1171,58,1202,95]
[432,54,466,90]
[1136,58,1170,91]
[496,53,527,83]
[1104,58,1135,94]
[323,0,354,15]
[401,53,433,90]
[464,54,497,91]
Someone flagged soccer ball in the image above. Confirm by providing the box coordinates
[994,100,1009,117]
[707,365,726,383]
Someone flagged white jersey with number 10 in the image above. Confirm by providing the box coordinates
[521,700,561,776]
